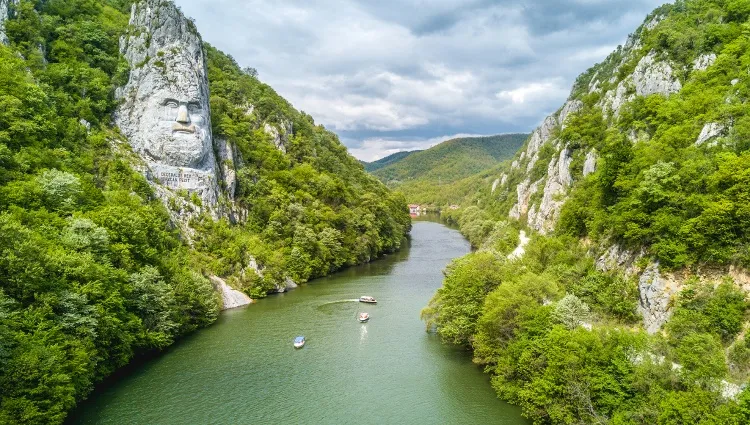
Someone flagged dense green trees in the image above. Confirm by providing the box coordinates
[0,0,409,423]
[555,0,750,270]
[427,229,749,424]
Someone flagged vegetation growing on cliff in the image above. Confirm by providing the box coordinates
[426,0,750,423]
[425,231,749,424]
[0,0,409,423]
[192,45,410,297]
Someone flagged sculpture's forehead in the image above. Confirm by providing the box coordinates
[139,77,203,102]
[140,60,207,101]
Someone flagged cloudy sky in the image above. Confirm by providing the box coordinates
[176,0,667,161]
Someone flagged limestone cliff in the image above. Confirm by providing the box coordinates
[495,13,688,237]
[527,147,573,234]
[485,8,750,335]
[0,0,13,45]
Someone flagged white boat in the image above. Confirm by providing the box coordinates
[293,336,306,348]
[359,296,377,304]
[358,312,370,323]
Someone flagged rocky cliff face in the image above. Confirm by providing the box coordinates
[499,12,691,237]
[485,10,750,333]
[263,121,294,154]
[115,0,235,221]
[528,147,573,234]
[0,0,12,45]
[636,263,683,334]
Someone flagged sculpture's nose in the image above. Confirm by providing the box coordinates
[176,104,190,124]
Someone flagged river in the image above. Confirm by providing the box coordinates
[70,221,527,424]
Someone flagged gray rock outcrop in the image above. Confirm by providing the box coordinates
[263,121,293,154]
[115,0,223,212]
[528,148,573,234]
[559,100,583,129]
[583,150,598,176]
[509,178,541,220]
[215,138,238,199]
[274,277,298,293]
[601,52,681,117]
[211,276,252,310]
[525,115,558,172]
[0,0,12,45]
[491,178,500,193]
[633,51,682,97]
[644,14,664,31]
[695,122,726,146]
[602,78,634,117]
[693,53,716,71]
[595,244,644,276]
[637,262,680,334]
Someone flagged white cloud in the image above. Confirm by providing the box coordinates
[496,80,568,105]
[175,0,668,161]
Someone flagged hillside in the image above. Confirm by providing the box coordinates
[362,150,420,172]
[370,134,528,205]
[426,1,750,423]
[0,0,409,423]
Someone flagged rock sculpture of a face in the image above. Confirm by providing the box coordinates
[116,0,219,207]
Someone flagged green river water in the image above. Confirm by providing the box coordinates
[70,221,528,425]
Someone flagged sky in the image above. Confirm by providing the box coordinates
[175,0,668,161]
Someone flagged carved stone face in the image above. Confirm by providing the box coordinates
[126,52,213,169]
[115,0,221,209]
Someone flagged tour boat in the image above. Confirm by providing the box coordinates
[293,336,306,348]
[359,296,377,304]
[358,312,370,323]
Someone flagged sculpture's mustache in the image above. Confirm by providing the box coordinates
[172,123,196,134]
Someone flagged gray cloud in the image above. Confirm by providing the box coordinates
[176,0,667,160]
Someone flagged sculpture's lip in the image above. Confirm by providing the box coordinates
[172,123,196,134]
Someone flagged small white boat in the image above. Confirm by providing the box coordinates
[359,296,377,304]
[293,336,306,348]
[358,312,370,323]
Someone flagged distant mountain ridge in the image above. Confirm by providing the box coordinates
[362,150,421,172]
[366,134,528,204]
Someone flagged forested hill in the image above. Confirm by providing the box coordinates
[369,134,527,205]
[0,0,409,423]
[362,150,420,172]
[426,0,750,423]
[372,134,527,185]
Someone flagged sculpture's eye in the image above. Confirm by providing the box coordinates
[188,103,202,113]
[164,100,179,109]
